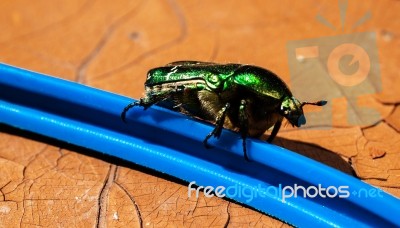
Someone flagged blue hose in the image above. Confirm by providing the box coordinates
[0,63,399,227]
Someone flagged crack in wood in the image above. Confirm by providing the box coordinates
[223,202,230,228]
[76,1,145,84]
[0,180,11,201]
[93,0,188,80]
[96,164,117,228]
[115,181,143,227]
[0,0,93,46]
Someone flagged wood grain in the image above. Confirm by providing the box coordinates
[1,0,399,227]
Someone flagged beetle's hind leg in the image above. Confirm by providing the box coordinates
[203,103,230,148]
[238,100,250,161]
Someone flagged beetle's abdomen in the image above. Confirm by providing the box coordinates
[247,112,282,137]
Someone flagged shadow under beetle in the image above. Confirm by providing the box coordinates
[121,61,326,161]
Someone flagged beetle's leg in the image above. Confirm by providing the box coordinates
[203,103,230,148]
[121,86,184,122]
[238,100,249,161]
[121,97,156,123]
[121,100,140,122]
[267,120,282,143]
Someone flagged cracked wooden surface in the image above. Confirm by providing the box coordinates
[0,0,399,227]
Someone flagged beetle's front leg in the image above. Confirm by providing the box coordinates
[121,98,151,123]
[267,120,282,143]
[203,103,230,148]
[121,86,183,122]
[238,100,249,161]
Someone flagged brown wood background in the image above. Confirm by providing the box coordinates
[0,0,399,227]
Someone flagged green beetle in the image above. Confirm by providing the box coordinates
[121,61,326,160]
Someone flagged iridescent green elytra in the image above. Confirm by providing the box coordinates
[121,61,326,160]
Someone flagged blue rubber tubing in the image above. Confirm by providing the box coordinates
[0,63,399,227]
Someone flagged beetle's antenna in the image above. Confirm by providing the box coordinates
[301,100,327,108]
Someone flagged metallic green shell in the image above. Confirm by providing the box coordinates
[145,61,292,101]
[146,61,240,90]
[230,65,292,100]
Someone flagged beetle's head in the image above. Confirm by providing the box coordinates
[280,96,327,127]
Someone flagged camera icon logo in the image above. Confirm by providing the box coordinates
[287,9,381,128]
[327,42,371,87]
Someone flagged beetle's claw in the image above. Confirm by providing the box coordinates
[121,112,127,123]
[121,110,128,123]
[244,153,250,162]
[242,139,250,162]
[203,138,213,149]
[121,102,139,123]
[203,125,222,149]
[214,127,223,139]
